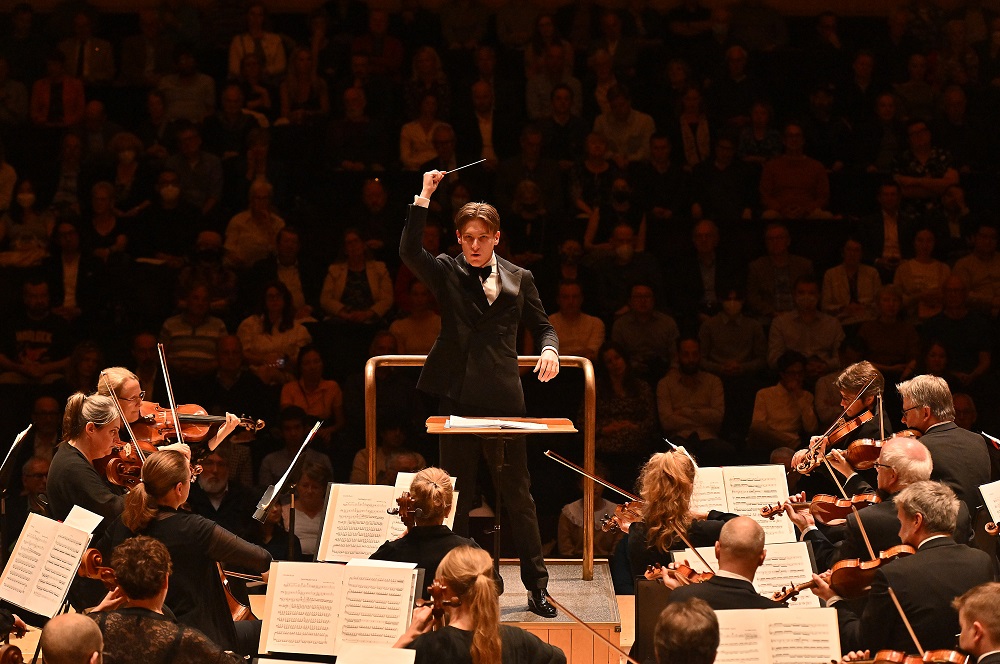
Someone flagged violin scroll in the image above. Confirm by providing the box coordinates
[78,547,117,591]
[0,644,22,664]
[600,500,644,533]
[986,521,998,536]
[388,492,423,529]
[415,580,461,630]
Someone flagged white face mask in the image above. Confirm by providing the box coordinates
[722,299,742,317]
[16,192,35,209]
[160,184,181,203]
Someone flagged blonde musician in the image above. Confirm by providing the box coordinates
[393,546,566,664]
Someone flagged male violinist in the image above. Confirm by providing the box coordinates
[954,583,1000,664]
[399,170,560,617]
[811,481,995,653]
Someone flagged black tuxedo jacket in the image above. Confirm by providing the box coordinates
[835,537,996,652]
[668,575,785,610]
[920,421,991,509]
[369,525,480,599]
[399,204,558,415]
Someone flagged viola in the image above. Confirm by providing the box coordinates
[760,492,880,522]
[132,401,264,445]
[645,562,713,586]
[840,429,921,471]
[93,440,160,489]
[922,651,968,664]
[848,650,924,664]
[772,544,915,602]
[600,500,644,534]
[414,580,461,631]
[218,563,257,622]
[388,492,422,529]
[795,409,875,474]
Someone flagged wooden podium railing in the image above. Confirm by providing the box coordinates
[364,354,598,580]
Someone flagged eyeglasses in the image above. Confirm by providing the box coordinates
[901,404,921,415]
[871,462,893,472]
[119,390,145,403]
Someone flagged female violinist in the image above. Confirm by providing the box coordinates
[99,450,272,657]
[370,467,480,599]
[626,451,738,580]
[394,546,566,664]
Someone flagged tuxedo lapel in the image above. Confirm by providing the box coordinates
[457,255,489,313]
[481,259,521,320]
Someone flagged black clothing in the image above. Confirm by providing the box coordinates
[668,574,785,609]
[187,482,261,545]
[369,525,480,599]
[626,512,738,580]
[409,624,566,664]
[91,607,242,664]
[100,506,271,653]
[834,537,996,652]
[47,443,125,534]
[919,421,992,509]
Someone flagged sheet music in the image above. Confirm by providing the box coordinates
[336,644,415,664]
[674,542,818,608]
[336,566,416,652]
[715,608,840,664]
[721,465,795,544]
[316,484,395,562]
[691,467,728,514]
[445,416,547,430]
[0,513,91,617]
[980,479,1000,523]
[259,561,344,656]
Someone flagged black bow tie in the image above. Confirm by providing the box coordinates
[469,264,492,282]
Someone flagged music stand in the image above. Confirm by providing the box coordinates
[426,417,576,579]
[0,425,31,568]
[253,421,322,524]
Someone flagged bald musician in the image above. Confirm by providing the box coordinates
[40,613,103,664]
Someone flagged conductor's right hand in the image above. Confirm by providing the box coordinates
[420,170,444,199]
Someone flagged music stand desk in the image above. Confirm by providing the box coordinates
[427,416,576,576]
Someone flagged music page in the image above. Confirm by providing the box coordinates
[0,513,91,617]
[721,465,795,544]
[336,644,416,664]
[316,484,395,562]
[715,608,840,664]
[259,561,345,656]
[336,565,417,653]
[691,467,727,515]
[980,479,1000,523]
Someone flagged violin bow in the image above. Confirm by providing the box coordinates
[813,451,878,561]
[544,450,639,502]
[887,586,925,658]
[676,529,717,575]
[100,370,144,463]
[542,592,643,664]
[156,343,187,448]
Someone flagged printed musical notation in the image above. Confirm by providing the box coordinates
[714,608,840,664]
[689,465,796,544]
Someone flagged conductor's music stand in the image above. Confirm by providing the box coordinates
[425,416,576,579]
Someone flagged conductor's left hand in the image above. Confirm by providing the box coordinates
[534,348,560,382]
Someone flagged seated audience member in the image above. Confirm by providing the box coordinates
[611,283,679,383]
[224,180,285,270]
[690,135,756,223]
[40,613,102,664]
[585,176,647,254]
[0,278,73,384]
[699,287,766,380]
[788,435,970,571]
[746,223,813,323]
[857,286,920,382]
[661,517,784,609]
[9,455,50,535]
[673,86,713,172]
[89,536,242,664]
[30,50,85,130]
[350,420,426,485]
[954,583,1000,664]
[81,182,130,265]
[630,134,689,249]
[494,124,564,217]
[399,92,445,171]
[767,275,844,381]
[389,281,442,355]
[157,49,216,124]
[257,502,302,561]
[812,481,995,653]
[570,132,619,220]
[135,170,201,267]
[738,101,783,164]
[822,238,881,328]
[921,276,992,388]
[749,352,818,453]
[281,461,331,559]
[328,86,388,172]
[934,184,974,263]
[594,344,656,490]
[547,280,604,361]
[538,84,588,174]
[656,338,729,465]
[393,546,567,662]
[557,460,621,558]
[58,11,114,86]
[526,43,582,121]
[320,228,394,324]
[177,231,239,318]
[192,335,277,439]
[760,123,832,219]
[160,283,228,379]
[258,406,333,487]
[891,120,959,224]
[278,47,329,127]
[593,84,655,169]
[952,222,1000,318]
[228,3,286,82]
[44,219,103,326]
[860,180,913,281]
[187,447,258,541]
[893,228,950,322]
[236,281,311,386]
[371,468,479,599]
[246,226,324,320]
[279,345,344,445]
[163,123,223,220]
[898,374,990,509]
[653,598,719,664]
[669,220,737,326]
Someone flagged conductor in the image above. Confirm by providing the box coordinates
[400,170,561,617]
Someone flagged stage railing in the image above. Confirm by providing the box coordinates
[364,354,597,580]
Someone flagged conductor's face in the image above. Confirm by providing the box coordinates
[457,218,500,268]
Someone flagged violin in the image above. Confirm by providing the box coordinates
[414,580,461,631]
[839,429,922,471]
[774,544,916,602]
[922,652,968,664]
[645,562,714,586]
[388,493,422,529]
[600,500,644,534]
[796,409,875,474]
[760,492,880,522]
[848,650,924,664]
[132,401,264,445]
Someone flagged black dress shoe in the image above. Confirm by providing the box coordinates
[528,589,557,618]
[495,572,504,596]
